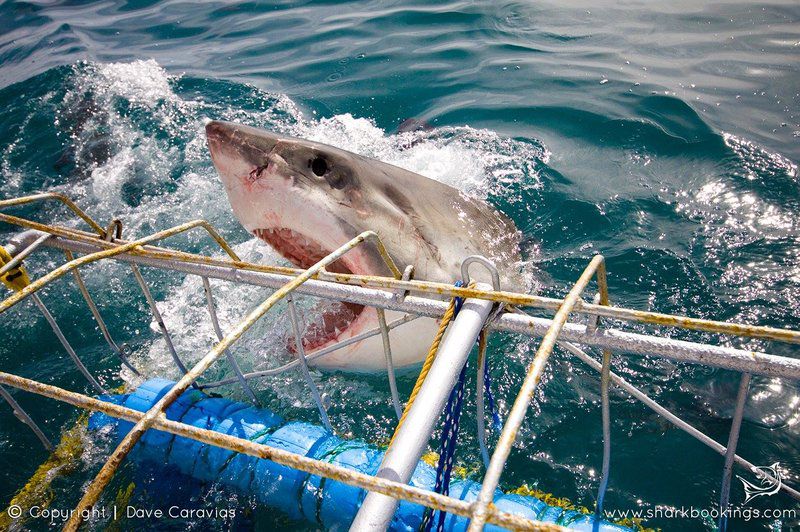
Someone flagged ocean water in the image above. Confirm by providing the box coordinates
[0,1,799,530]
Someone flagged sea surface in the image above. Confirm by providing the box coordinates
[0,1,799,530]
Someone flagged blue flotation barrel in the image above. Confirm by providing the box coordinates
[89,379,630,531]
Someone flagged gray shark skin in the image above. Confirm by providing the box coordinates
[206,120,525,371]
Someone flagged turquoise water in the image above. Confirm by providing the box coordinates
[1,1,799,530]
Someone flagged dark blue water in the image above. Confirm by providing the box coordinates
[0,1,799,530]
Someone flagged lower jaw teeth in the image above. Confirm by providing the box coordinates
[286,300,363,351]
[252,228,364,349]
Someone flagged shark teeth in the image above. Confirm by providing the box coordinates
[254,227,348,272]
[253,227,365,351]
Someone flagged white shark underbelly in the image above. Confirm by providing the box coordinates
[308,308,440,371]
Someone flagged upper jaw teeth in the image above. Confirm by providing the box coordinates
[253,227,337,270]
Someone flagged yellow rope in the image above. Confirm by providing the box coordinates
[389,296,459,446]
[0,244,30,292]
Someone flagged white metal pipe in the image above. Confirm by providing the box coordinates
[0,232,51,276]
[43,236,800,381]
[351,287,495,531]
[500,312,800,381]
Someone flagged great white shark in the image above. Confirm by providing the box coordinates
[206,120,524,371]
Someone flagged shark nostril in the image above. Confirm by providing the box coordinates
[248,162,269,182]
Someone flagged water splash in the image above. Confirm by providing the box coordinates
[5,59,547,424]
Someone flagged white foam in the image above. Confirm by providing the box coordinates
[94,59,178,106]
[90,147,135,206]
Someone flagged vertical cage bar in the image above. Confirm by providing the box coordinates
[130,263,192,379]
[476,329,491,468]
[286,296,332,431]
[718,372,751,531]
[594,260,613,518]
[201,276,259,405]
[0,384,53,451]
[377,308,402,420]
[65,250,140,376]
[31,293,105,394]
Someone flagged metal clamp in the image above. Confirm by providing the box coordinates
[104,219,123,242]
[393,264,415,303]
[587,293,601,332]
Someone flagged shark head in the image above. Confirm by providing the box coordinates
[206,120,395,278]
[206,119,525,367]
[206,119,523,282]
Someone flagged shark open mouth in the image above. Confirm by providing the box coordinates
[254,228,365,351]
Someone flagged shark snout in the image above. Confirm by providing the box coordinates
[205,120,231,142]
[205,120,239,164]
[205,120,284,166]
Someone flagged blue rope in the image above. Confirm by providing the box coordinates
[421,281,469,532]
[421,361,469,532]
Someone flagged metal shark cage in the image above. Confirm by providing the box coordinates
[1,192,799,532]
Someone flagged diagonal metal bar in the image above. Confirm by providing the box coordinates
[286,295,332,431]
[130,263,191,378]
[62,231,386,531]
[30,293,105,394]
[0,232,52,276]
[65,250,140,376]
[467,255,605,532]
[0,384,53,451]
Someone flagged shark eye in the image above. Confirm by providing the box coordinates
[310,157,328,176]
